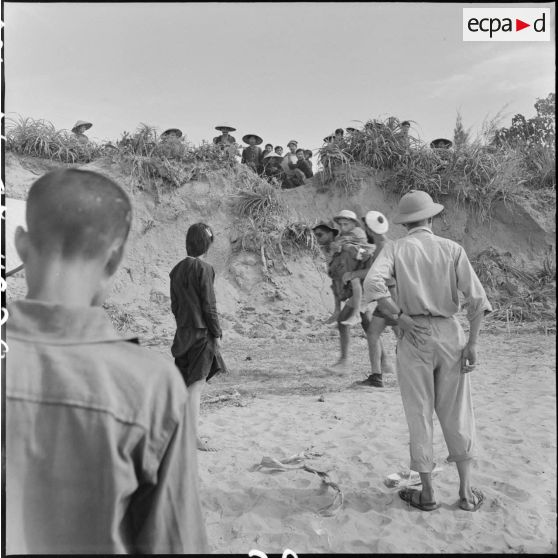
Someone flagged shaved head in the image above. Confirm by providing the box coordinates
[26,169,132,260]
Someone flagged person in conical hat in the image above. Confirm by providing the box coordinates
[158,128,185,159]
[430,138,452,149]
[71,120,92,144]
[262,151,284,181]
[213,124,237,147]
[71,120,92,134]
[362,190,492,512]
[161,128,183,139]
[241,134,263,172]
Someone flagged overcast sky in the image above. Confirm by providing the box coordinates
[3,2,555,152]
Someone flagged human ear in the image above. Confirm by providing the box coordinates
[14,226,30,264]
[104,241,125,278]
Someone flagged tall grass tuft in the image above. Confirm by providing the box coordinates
[6,116,101,163]
[280,222,320,255]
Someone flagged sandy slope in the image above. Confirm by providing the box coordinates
[196,331,556,554]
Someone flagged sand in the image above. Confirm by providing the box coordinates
[195,329,556,554]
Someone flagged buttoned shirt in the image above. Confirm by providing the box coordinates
[6,300,208,555]
[363,227,492,321]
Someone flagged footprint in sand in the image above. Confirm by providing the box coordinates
[504,438,524,445]
[492,481,530,502]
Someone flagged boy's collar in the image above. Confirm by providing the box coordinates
[7,299,138,345]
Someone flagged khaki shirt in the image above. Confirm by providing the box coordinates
[6,300,208,554]
[363,227,492,321]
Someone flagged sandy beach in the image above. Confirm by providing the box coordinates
[194,328,556,554]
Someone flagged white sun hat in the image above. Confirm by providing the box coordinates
[333,209,360,225]
[364,210,389,235]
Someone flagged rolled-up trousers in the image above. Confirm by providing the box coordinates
[396,315,476,472]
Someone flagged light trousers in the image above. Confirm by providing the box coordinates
[396,315,476,472]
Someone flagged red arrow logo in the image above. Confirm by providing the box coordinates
[516,19,530,31]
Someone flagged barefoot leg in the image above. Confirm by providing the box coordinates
[188,380,217,451]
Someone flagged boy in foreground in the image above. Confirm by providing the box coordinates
[5,169,207,554]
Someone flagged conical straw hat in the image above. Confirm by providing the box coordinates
[215,124,236,132]
[71,120,92,132]
[161,128,183,138]
[242,134,263,145]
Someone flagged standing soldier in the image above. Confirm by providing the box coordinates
[363,190,492,512]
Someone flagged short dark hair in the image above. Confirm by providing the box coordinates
[26,169,132,259]
[295,148,304,154]
[313,226,334,236]
[186,222,214,257]
[335,128,344,135]
[401,121,410,127]
[265,143,273,149]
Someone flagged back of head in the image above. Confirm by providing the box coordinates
[27,169,132,260]
[186,223,214,257]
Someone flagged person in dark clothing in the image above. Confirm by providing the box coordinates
[282,148,313,189]
[241,134,263,172]
[170,223,227,452]
[213,125,237,147]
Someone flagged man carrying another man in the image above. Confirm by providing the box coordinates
[312,216,391,384]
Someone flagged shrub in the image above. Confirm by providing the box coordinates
[280,222,320,255]
[233,180,286,224]
[6,116,101,163]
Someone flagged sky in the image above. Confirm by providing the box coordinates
[2,2,555,153]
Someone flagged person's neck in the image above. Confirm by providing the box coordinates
[25,259,104,307]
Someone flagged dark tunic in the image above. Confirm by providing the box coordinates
[213,134,237,146]
[241,145,262,170]
[169,257,227,386]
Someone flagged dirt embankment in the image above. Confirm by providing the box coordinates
[5,153,556,342]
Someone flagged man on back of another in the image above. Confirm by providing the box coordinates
[6,168,208,554]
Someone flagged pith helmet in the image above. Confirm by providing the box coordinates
[312,220,339,237]
[333,209,360,225]
[364,210,389,234]
[71,120,92,133]
[392,190,444,224]
[287,139,298,147]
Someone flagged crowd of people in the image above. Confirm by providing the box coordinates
[6,144,488,553]
[213,125,314,189]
